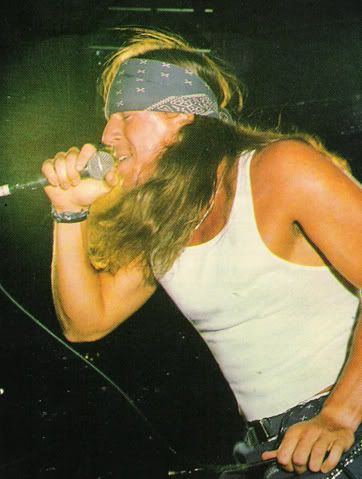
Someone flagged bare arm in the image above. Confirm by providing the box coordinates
[52,221,156,342]
[259,140,362,474]
[321,296,362,427]
[264,302,361,474]
[43,144,156,342]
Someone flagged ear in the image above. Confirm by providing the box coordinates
[163,113,194,147]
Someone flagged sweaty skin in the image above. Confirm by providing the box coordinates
[42,113,362,475]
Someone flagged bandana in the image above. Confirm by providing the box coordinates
[105,58,231,121]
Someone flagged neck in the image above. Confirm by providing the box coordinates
[188,157,239,246]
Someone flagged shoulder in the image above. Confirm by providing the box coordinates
[250,139,362,288]
[251,139,359,200]
[253,139,340,178]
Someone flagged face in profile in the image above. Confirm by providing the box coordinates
[102,110,193,191]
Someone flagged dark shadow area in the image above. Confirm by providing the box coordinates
[0,1,361,478]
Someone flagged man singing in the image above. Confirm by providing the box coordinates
[42,28,362,477]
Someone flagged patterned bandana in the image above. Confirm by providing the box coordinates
[105,58,230,120]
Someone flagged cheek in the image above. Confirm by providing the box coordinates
[138,160,158,182]
[132,121,172,154]
[118,157,158,189]
[136,136,163,157]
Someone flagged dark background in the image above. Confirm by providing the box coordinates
[0,1,361,478]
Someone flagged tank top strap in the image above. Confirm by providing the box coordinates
[226,149,256,236]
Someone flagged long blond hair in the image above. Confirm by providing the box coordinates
[89,117,252,281]
[89,27,350,283]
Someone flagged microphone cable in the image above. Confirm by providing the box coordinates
[0,280,177,457]
[0,280,277,477]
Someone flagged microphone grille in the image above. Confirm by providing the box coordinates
[87,150,114,180]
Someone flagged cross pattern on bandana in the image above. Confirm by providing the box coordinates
[106,58,227,120]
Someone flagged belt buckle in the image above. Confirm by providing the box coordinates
[246,418,276,446]
[256,418,271,442]
[234,418,279,465]
[245,419,268,447]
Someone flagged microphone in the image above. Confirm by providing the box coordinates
[0,149,115,198]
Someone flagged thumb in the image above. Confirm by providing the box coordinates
[262,450,278,461]
[104,168,123,187]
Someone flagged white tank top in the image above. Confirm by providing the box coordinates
[158,151,359,420]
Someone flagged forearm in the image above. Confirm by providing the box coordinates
[51,220,108,341]
[321,298,362,430]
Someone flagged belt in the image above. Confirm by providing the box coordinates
[245,392,331,447]
[233,413,284,465]
[245,413,285,448]
[235,394,332,466]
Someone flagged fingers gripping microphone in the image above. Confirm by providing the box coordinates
[0,150,115,197]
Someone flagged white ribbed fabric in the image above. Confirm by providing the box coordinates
[159,151,359,420]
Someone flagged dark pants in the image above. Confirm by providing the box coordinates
[221,396,362,479]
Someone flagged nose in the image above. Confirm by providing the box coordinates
[101,113,124,146]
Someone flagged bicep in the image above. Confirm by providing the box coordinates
[91,266,157,340]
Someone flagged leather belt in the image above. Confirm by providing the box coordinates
[245,413,284,447]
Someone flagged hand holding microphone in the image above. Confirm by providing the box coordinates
[40,143,119,213]
[0,143,118,212]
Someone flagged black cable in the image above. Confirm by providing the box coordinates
[0,281,278,477]
[0,280,177,457]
